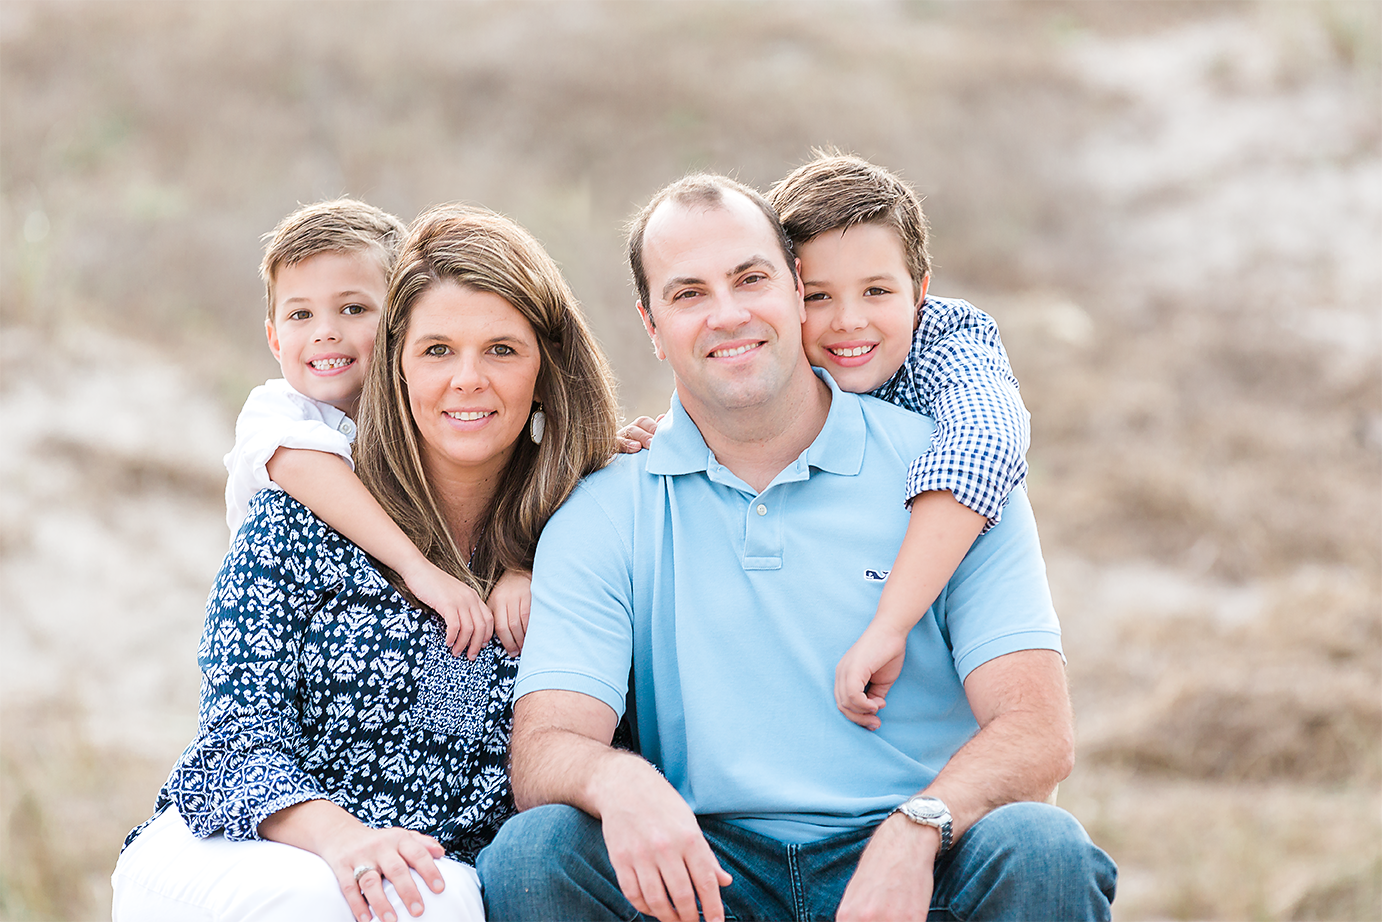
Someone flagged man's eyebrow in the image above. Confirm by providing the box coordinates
[659,256,778,302]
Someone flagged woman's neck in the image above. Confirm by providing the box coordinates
[423,453,511,555]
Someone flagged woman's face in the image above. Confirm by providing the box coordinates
[401,282,542,484]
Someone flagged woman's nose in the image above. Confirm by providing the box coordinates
[449,354,486,390]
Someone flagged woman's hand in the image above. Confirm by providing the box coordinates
[489,568,533,656]
[617,415,662,453]
[259,799,447,922]
[401,560,495,660]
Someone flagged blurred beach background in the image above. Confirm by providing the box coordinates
[1,1,1379,919]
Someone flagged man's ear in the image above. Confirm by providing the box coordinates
[915,274,931,329]
[637,301,666,362]
[265,317,282,362]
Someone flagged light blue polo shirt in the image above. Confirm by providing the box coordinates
[516,370,1061,843]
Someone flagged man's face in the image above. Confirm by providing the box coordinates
[638,192,807,421]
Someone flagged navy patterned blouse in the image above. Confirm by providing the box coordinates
[125,490,516,863]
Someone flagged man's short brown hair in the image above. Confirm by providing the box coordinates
[627,173,796,326]
[769,152,931,300]
[260,198,407,321]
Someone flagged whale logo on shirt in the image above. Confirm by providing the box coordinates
[864,568,890,582]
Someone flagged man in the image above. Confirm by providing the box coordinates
[476,175,1115,921]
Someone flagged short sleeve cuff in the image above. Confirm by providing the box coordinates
[514,670,628,720]
[952,629,1064,684]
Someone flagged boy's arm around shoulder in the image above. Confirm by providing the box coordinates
[223,381,353,533]
[905,298,1031,528]
[265,449,494,658]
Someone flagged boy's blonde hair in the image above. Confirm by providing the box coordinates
[355,204,619,597]
[769,151,932,301]
[259,198,407,321]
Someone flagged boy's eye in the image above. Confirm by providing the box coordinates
[864,286,890,297]
[804,292,829,304]
[287,309,312,321]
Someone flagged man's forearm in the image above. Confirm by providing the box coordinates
[919,649,1073,839]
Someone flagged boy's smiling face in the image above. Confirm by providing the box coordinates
[797,222,928,394]
[266,250,386,417]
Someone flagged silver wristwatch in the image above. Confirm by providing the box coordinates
[893,794,953,855]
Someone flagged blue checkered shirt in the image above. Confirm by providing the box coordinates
[869,296,1030,530]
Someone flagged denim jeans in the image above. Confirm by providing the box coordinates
[477,801,1116,921]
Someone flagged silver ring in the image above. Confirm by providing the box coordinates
[353,864,379,884]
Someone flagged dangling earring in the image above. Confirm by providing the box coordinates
[530,405,546,445]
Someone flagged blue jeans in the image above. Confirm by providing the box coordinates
[477,802,1116,921]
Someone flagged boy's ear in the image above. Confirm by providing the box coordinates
[265,316,282,362]
[637,301,666,362]
[915,275,931,329]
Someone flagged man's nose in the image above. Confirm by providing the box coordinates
[705,293,753,330]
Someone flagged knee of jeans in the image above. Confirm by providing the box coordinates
[478,805,602,885]
[968,802,1107,876]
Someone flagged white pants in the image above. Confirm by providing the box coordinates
[112,807,485,922]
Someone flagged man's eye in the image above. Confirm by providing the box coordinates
[741,273,767,286]
[672,289,699,301]
[287,309,312,321]
[342,303,367,315]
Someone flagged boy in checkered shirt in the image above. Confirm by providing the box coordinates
[621,153,1030,729]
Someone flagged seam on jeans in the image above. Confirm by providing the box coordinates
[786,843,805,922]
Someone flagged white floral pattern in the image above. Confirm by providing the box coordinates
[125,490,516,863]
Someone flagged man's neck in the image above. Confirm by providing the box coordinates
[680,364,833,494]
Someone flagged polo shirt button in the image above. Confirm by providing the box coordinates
[756,504,767,516]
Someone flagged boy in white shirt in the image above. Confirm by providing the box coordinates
[224,198,529,658]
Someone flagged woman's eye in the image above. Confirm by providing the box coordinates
[287,309,312,321]
[490,344,516,356]
[423,344,449,357]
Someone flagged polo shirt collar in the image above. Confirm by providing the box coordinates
[645,368,866,479]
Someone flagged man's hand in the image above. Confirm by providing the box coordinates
[597,759,733,922]
[836,813,939,922]
[834,622,909,730]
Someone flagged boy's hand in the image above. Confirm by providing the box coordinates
[617,415,662,453]
[835,624,910,731]
[489,569,532,657]
[403,562,495,660]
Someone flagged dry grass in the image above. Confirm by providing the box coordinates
[2,1,1379,919]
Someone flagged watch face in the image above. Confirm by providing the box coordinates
[905,797,946,821]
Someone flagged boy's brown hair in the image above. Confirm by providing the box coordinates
[768,151,931,300]
[260,198,407,321]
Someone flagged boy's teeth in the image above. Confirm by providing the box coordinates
[711,343,756,358]
[446,411,492,421]
[830,345,874,358]
[311,357,353,370]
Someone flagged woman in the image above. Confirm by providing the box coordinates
[112,205,619,922]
